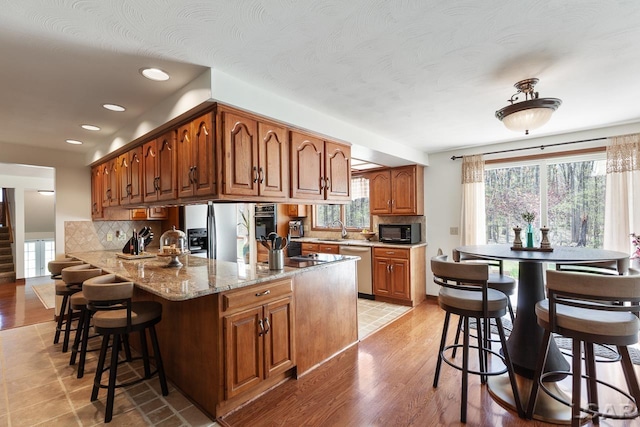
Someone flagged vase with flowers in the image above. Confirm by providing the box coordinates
[522,211,536,248]
[631,233,640,259]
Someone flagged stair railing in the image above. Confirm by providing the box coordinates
[1,188,13,243]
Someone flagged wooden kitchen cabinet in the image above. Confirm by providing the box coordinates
[286,204,307,217]
[301,243,318,255]
[221,279,294,399]
[91,165,104,220]
[373,245,426,306]
[368,165,424,215]
[130,207,168,220]
[100,159,119,208]
[220,108,288,199]
[143,130,177,203]
[290,131,351,202]
[177,112,216,199]
[118,146,143,206]
[301,242,339,255]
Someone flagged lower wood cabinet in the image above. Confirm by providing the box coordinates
[221,279,295,399]
[301,242,339,255]
[373,246,426,307]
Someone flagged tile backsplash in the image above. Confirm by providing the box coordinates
[65,221,164,253]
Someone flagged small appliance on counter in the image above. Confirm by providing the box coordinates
[379,223,421,244]
[289,220,304,238]
[187,228,207,254]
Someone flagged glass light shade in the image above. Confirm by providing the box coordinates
[159,226,187,255]
[502,107,554,133]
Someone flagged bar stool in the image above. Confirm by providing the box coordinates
[527,269,640,426]
[54,264,101,352]
[83,274,168,423]
[48,257,82,280]
[431,254,524,422]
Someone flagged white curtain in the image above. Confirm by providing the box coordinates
[604,134,640,253]
[460,154,486,245]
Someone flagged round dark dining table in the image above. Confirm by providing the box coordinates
[455,244,630,422]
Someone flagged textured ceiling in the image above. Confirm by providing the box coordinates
[1,0,640,158]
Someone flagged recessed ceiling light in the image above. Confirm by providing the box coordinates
[66,139,83,145]
[140,67,170,81]
[102,103,126,112]
[81,124,101,131]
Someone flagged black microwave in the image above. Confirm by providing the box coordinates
[379,223,421,244]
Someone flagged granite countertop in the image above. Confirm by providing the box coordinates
[67,250,357,302]
[292,237,428,249]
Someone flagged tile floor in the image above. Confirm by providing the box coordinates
[0,297,409,426]
[357,298,411,339]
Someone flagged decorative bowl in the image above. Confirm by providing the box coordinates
[361,232,376,241]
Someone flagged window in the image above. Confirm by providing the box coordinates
[485,153,606,248]
[314,176,370,230]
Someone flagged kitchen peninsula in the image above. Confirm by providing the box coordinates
[67,250,358,420]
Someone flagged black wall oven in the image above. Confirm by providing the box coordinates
[255,203,276,239]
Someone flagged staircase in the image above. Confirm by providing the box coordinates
[0,227,16,284]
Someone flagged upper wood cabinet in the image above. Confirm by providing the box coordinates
[143,130,177,203]
[220,108,288,199]
[101,159,119,208]
[290,131,351,202]
[91,165,104,220]
[286,204,307,217]
[118,146,143,206]
[368,165,424,215]
[177,112,216,199]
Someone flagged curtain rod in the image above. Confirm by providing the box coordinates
[450,137,607,160]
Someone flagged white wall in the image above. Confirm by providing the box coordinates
[423,121,640,295]
[24,189,55,239]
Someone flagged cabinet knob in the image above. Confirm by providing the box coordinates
[263,317,271,334]
[258,319,265,336]
[255,289,271,297]
[325,177,330,189]
[319,177,325,190]
[253,166,258,183]
[258,167,264,184]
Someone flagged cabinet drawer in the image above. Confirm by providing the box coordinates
[373,247,410,259]
[318,244,339,254]
[222,279,292,312]
[301,243,319,253]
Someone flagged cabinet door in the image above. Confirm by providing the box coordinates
[91,166,103,220]
[142,140,159,202]
[391,166,417,214]
[192,112,216,197]
[286,204,307,217]
[128,146,144,205]
[389,258,410,300]
[258,120,288,198]
[264,297,295,378]
[176,122,195,198]
[107,158,119,207]
[324,141,351,201]
[118,154,131,205]
[222,111,258,196]
[369,170,391,214]
[291,131,324,199]
[223,306,264,399]
[156,130,177,201]
[148,207,168,219]
[373,257,391,296]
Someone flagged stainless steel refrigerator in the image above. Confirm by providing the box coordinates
[181,202,239,262]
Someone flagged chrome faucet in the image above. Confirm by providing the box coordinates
[332,220,348,239]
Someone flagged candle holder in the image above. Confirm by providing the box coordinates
[512,226,523,248]
[540,226,551,249]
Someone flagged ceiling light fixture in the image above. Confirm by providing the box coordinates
[140,67,170,81]
[81,124,101,131]
[102,103,126,112]
[38,190,55,196]
[66,139,83,145]
[495,78,562,135]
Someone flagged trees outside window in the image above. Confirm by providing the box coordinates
[485,154,606,248]
[314,176,370,230]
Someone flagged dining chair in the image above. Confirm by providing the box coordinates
[432,254,524,422]
[554,257,629,276]
[527,269,640,426]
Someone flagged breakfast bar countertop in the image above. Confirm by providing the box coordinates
[66,250,357,301]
